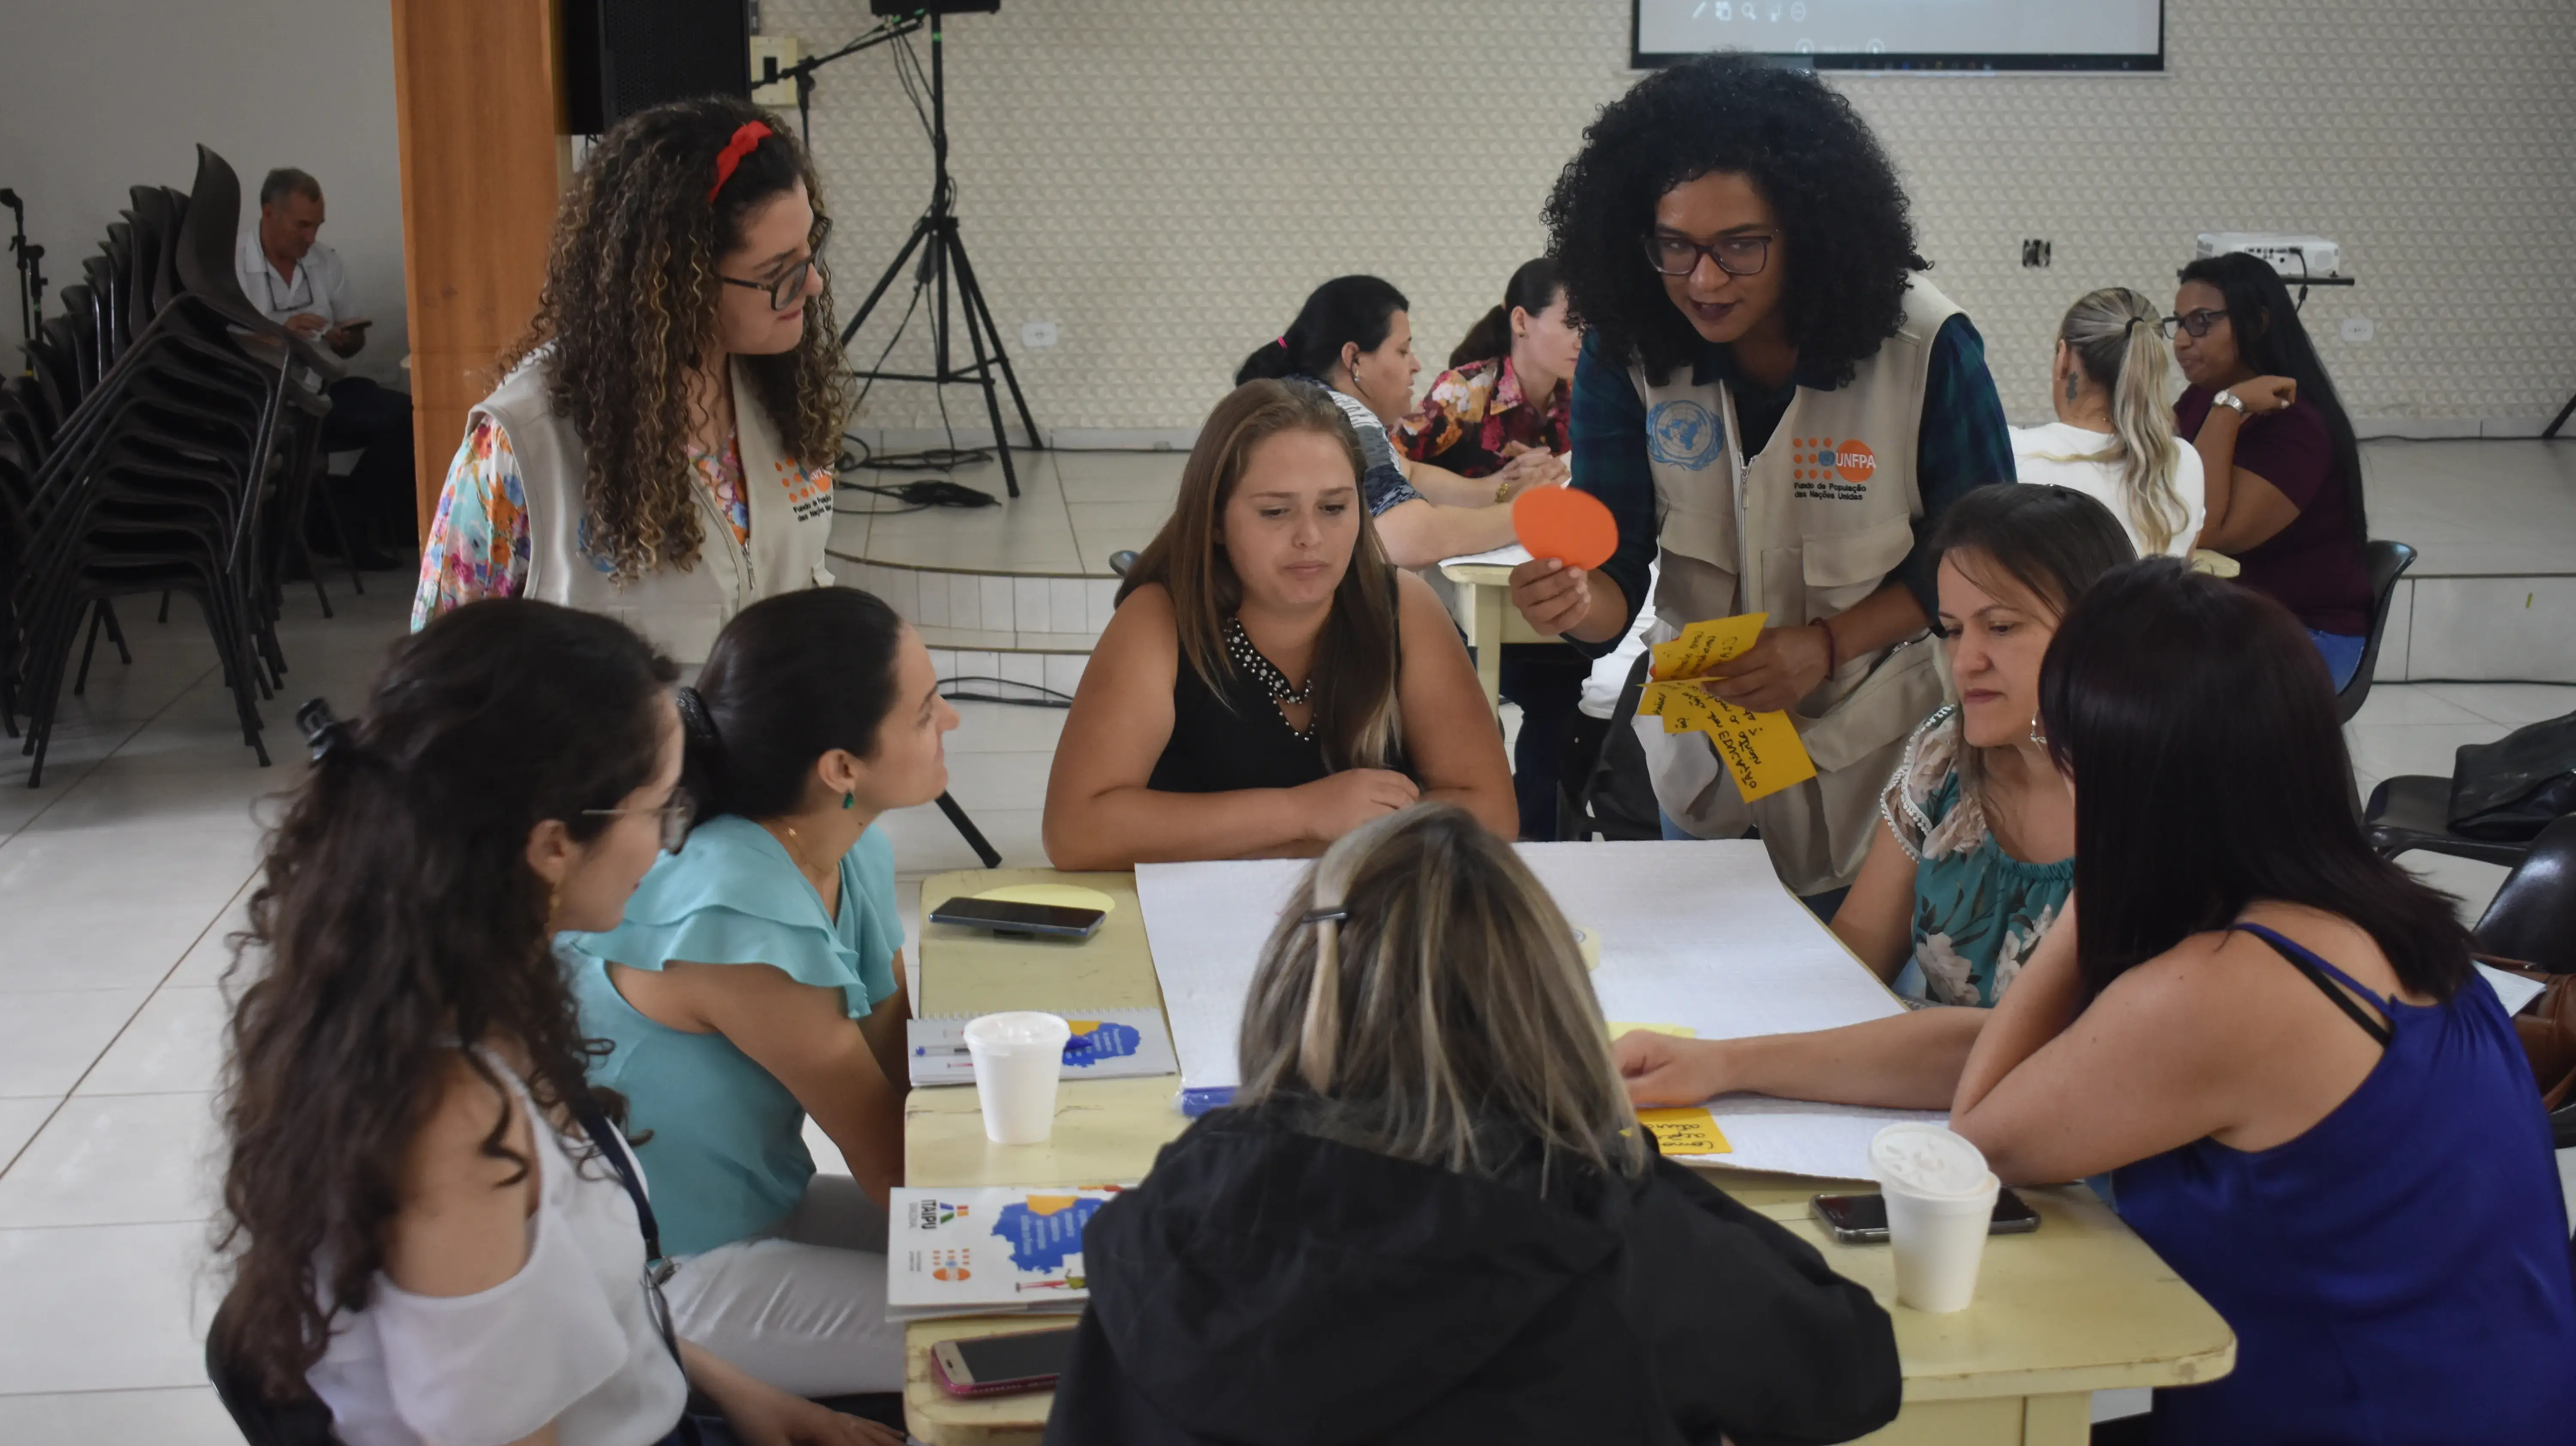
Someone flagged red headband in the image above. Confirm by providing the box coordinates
[707,122,773,203]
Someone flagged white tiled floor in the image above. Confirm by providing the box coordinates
[0,536,2569,1438]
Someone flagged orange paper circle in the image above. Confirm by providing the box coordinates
[1513,486,1617,571]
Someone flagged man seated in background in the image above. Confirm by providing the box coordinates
[236,166,413,569]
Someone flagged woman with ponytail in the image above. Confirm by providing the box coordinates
[1045,806,1900,1445]
[2011,287,2205,560]
[1235,276,1562,570]
[1397,257,1580,480]
[214,599,892,1445]
[560,587,956,1400]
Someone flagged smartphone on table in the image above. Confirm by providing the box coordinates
[928,895,1106,940]
[1810,1189,2041,1244]
[931,1325,1078,1397]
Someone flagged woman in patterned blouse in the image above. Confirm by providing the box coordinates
[411,97,846,663]
[1615,486,2134,1114]
[1397,257,1579,480]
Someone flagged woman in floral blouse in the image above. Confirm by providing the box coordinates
[1397,257,1578,480]
[1614,485,2135,1112]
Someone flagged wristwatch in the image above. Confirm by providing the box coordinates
[2212,389,2248,416]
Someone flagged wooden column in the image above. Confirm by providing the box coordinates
[389,0,567,541]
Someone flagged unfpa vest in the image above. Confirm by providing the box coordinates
[476,353,837,666]
[1631,278,1961,894]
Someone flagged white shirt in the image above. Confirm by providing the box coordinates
[2010,422,2206,560]
[235,229,355,328]
[306,1057,689,1446]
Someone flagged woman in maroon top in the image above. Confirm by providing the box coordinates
[2169,252,2373,687]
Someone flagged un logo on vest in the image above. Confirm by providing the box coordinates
[1645,399,1723,469]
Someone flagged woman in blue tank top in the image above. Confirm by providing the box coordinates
[1949,561,2576,1444]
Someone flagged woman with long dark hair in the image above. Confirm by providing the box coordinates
[562,587,954,1399]
[413,96,849,665]
[1523,52,2015,905]
[213,600,894,1445]
[1949,563,2576,1441]
[1236,276,1566,569]
[1046,806,1900,1444]
[1397,257,1579,480]
[1043,381,1513,869]
[2169,252,2372,685]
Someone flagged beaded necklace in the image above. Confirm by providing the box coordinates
[1224,616,1314,739]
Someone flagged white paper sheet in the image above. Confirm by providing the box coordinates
[1440,542,1533,569]
[1136,841,1941,1180]
[2476,961,2548,1018]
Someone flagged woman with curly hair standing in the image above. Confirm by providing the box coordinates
[412,96,848,666]
[1517,55,2015,909]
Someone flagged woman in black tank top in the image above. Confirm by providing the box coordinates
[1044,382,1512,869]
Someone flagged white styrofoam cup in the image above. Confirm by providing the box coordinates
[1870,1121,2001,1314]
[964,1011,1070,1145]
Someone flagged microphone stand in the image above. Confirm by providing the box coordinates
[759,15,925,145]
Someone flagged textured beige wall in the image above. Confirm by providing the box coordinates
[769,0,2576,434]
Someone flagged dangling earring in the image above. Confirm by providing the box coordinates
[2027,718,2047,748]
[2064,372,2080,402]
[841,790,855,810]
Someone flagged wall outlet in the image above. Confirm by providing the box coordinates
[750,36,803,106]
[1020,320,1060,350]
[2020,239,2053,268]
[2339,316,2376,343]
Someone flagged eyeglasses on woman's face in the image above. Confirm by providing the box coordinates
[2163,307,2229,339]
[583,787,695,853]
[719,216,831,312]
[1642,230,1775,279]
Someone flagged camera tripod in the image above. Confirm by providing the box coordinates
[831,13,1039,497]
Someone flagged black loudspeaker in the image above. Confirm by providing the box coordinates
[564,0,752,135]
[869,2,1001,14]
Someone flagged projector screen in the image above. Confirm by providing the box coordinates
[1633,0,2163,71]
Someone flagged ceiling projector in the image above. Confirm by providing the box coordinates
[2195,232,2343,277]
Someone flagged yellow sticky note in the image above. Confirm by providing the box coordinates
[1649,612,1768,682]
[1638,611,1817,805]
[1606,1022,1697,1040]
[1636,1107,1732,1156]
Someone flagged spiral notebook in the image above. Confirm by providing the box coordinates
[906,1008,1179,1088]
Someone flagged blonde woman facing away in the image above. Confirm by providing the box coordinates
[1043,381,1514,868]
[1045,806,1901,1445]
[413,96,847,665]
[2010,287,2204,560]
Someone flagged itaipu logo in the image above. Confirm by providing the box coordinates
[1645,399,1724,469]
[1794,437,1876,484]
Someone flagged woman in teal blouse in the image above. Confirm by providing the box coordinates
[1618,486,2130,1112]
[562,587,957,1397]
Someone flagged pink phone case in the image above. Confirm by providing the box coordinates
[932,1343,1060,1399]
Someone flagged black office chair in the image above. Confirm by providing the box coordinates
[2473,814,2576,975]
[1554,650,1662,843]
[2335,539,2415,724]
[207,1294,337,1446]
[2365,775,2542,869]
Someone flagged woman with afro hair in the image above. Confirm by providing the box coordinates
[1516,54,2015,907]
[413,96,849,666]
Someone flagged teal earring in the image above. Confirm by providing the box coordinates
[841,790,855,810]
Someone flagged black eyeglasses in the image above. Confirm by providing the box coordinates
[584,787,695,853]
[1643,231,1775,279]
[2164,307,2228,339]
[719,216,831,312]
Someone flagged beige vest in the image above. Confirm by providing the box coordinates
[1631,278,1960,894]
[477,354,837,666]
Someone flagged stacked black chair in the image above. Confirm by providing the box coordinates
[3,145,346,784]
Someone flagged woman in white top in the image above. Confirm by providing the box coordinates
[413,96,847,666]
[2009,286,2205,560]
[213,599,892,1446]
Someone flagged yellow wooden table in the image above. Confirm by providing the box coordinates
[902,869,2233,1445]
[1439,553,1552,715]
